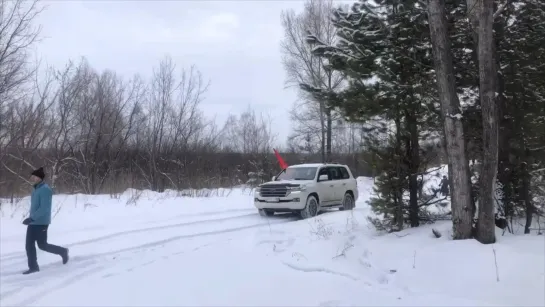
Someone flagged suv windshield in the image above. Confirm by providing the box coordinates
[276,167,317,181]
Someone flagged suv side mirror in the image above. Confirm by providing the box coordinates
[272,176,276,181]
[318,174,328,182]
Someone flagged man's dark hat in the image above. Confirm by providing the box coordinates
[31,167,45,180]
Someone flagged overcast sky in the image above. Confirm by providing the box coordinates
[34,0,307,145]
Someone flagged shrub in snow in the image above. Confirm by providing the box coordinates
[368,162,452,232]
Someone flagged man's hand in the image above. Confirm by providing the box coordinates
[22,218,33,225]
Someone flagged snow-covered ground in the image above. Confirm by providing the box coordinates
[1,177,544,306]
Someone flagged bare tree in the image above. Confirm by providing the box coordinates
[0,0,43,172]
[0,0,42,105]
[222,106,277,185]
[288,100,322,153]
[138,56,210,192]
[223,106,276,155]
[427,0,474,239]
[46,60,98,190]
[0,69,56,201]
[280,0,344,162]
[62,65,138,194]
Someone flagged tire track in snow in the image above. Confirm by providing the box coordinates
[0,217,297,306]
[0,212,266,262]
[13,265,105,307]
[65,212,261,247]
[158,208,256,223]
[1,214,297,270]
[0,256,101,304]
[0,208,256,243]
[282,261,361,281]
[77,218,297,260]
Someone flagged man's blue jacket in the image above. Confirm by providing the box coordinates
[29,182,53,225]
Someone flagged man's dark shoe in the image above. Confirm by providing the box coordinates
[62,248,69,265]
[22,268,39,275]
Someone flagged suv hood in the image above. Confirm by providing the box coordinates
[260,180,314,186]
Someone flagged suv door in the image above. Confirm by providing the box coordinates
[327,166,343,203]
[336,166,352,199]
[316,167,333,204]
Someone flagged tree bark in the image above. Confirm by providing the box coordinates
[494,1,511,221]
[475,0,497,244]
[521,160,533,234]
[465,0,481,45]
[407,109,420,227]
[326,108,332,162]
[394,115,404,231]
[320,103,326,163]
[427,0,473,239]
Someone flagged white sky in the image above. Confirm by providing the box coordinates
[34,0,308,145]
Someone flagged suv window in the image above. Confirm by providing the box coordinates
[338,167,350,179]
[276,167,318,181]
[328,167,341,180]
[317,167,330,181]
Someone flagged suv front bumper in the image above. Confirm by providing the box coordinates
[254,194,307,210]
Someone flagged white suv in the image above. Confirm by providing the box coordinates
[254,163,358,219]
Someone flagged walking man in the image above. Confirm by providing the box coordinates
[22,167,69,275]
[439,175,450,197]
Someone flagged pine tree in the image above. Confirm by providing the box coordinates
[306,0,444,231]
[495,0,545,233]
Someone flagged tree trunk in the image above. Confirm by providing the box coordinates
[494,4,512,221]
[319,101,326,163]
[475,0,497,244]
[407,109,420,227]
[326,108,332,162]
[521,149,533,234]
[427,0,473,239]
[466,0,481,96]
[394,115,404,231]
[465,0,480,45]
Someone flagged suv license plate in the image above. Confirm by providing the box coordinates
[266,198,280,203]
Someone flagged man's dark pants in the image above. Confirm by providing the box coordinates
[26,225,66,270]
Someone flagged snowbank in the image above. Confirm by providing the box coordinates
[258,211,545,306]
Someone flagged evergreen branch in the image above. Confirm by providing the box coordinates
[493,0,512,19]
[418,196,447,208]
[415,166,442,176]
[529,146,545,151]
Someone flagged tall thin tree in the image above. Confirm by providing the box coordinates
[474,0,497,244]
[280,0,344,162]
[427,0,474,239]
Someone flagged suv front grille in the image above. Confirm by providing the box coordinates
[260,185,288,197]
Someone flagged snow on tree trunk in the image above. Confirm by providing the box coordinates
[427,0,473,239]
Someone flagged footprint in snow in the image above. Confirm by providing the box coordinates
[358,258,372,268]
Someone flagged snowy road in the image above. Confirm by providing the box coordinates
[1,207,301,306]
[1,180,543,306]
[0,206,425,307]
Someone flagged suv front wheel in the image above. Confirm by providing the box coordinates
[258,209,275,217]
[300,195,319,219]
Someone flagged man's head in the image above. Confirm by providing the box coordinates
[30,167,45,184]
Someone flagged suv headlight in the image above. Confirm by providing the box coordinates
[287,185,306,192]
[255,186,261,192]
